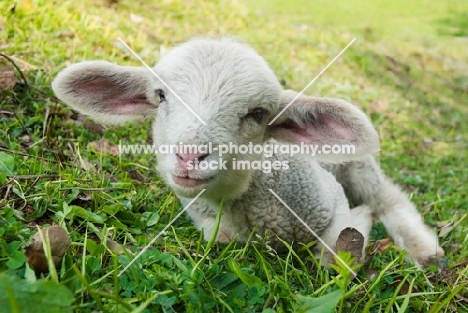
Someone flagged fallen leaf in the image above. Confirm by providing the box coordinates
[455,294,468,304]
[438,221,454,237]
[56,30,75,39]
[78,158,96,172]
[69,194,92,207]
[366,99,389,115]
[25,226,71,274]
[8,56,38,71]
[106,239,123,254]
[128,169,146,183]
[0,110,12,119]
[20,0,33,10]
[130,13,144,23]
[18,134,33,148]
[335,227,364,261]
[0,66,16,90]
[430,141,453,157]
[370,238,394,256]
[431,219,454,228]
[71,112,87,122]
[88,138,119,156]
[71,112,104,134]
[104,0,119,5]
[84,121,104,135]
[293,23,308,30]
[392,278,412,296]
[366,269,379,281]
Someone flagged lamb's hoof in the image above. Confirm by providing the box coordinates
[418,254,447,269]
[412,247,445,268]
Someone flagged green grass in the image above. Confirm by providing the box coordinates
[1,0,467,312]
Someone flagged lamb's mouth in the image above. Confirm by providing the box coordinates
[172,175,213,188]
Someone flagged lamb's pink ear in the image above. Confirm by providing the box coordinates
[267,90,380,163]
[52,61,157,124]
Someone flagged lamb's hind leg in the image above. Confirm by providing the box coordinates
[328,155,444,267]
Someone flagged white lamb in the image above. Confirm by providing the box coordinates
[52,38,444,267]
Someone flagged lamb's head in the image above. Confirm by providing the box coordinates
[150,38,283,199]
[52,38,380,200]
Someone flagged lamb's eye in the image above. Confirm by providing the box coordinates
[156,89,166,102]
[245,108,267,124]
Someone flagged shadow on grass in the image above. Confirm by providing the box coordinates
[345,45,467,208]
[347,47,468,136]
[437,12,468,37]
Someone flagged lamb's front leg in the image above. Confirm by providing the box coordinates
[184,201,247,243]
[331,156,444,267]
[319,204,373,265]
[196,216,236,243]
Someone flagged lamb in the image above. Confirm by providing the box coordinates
[52,37,444,267]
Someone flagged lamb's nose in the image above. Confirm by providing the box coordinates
[176,153,209,163]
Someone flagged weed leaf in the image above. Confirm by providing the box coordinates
[0,152,15,176]
[295,289,342,313]
[0,274,74,313]
[227,257,263,287]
